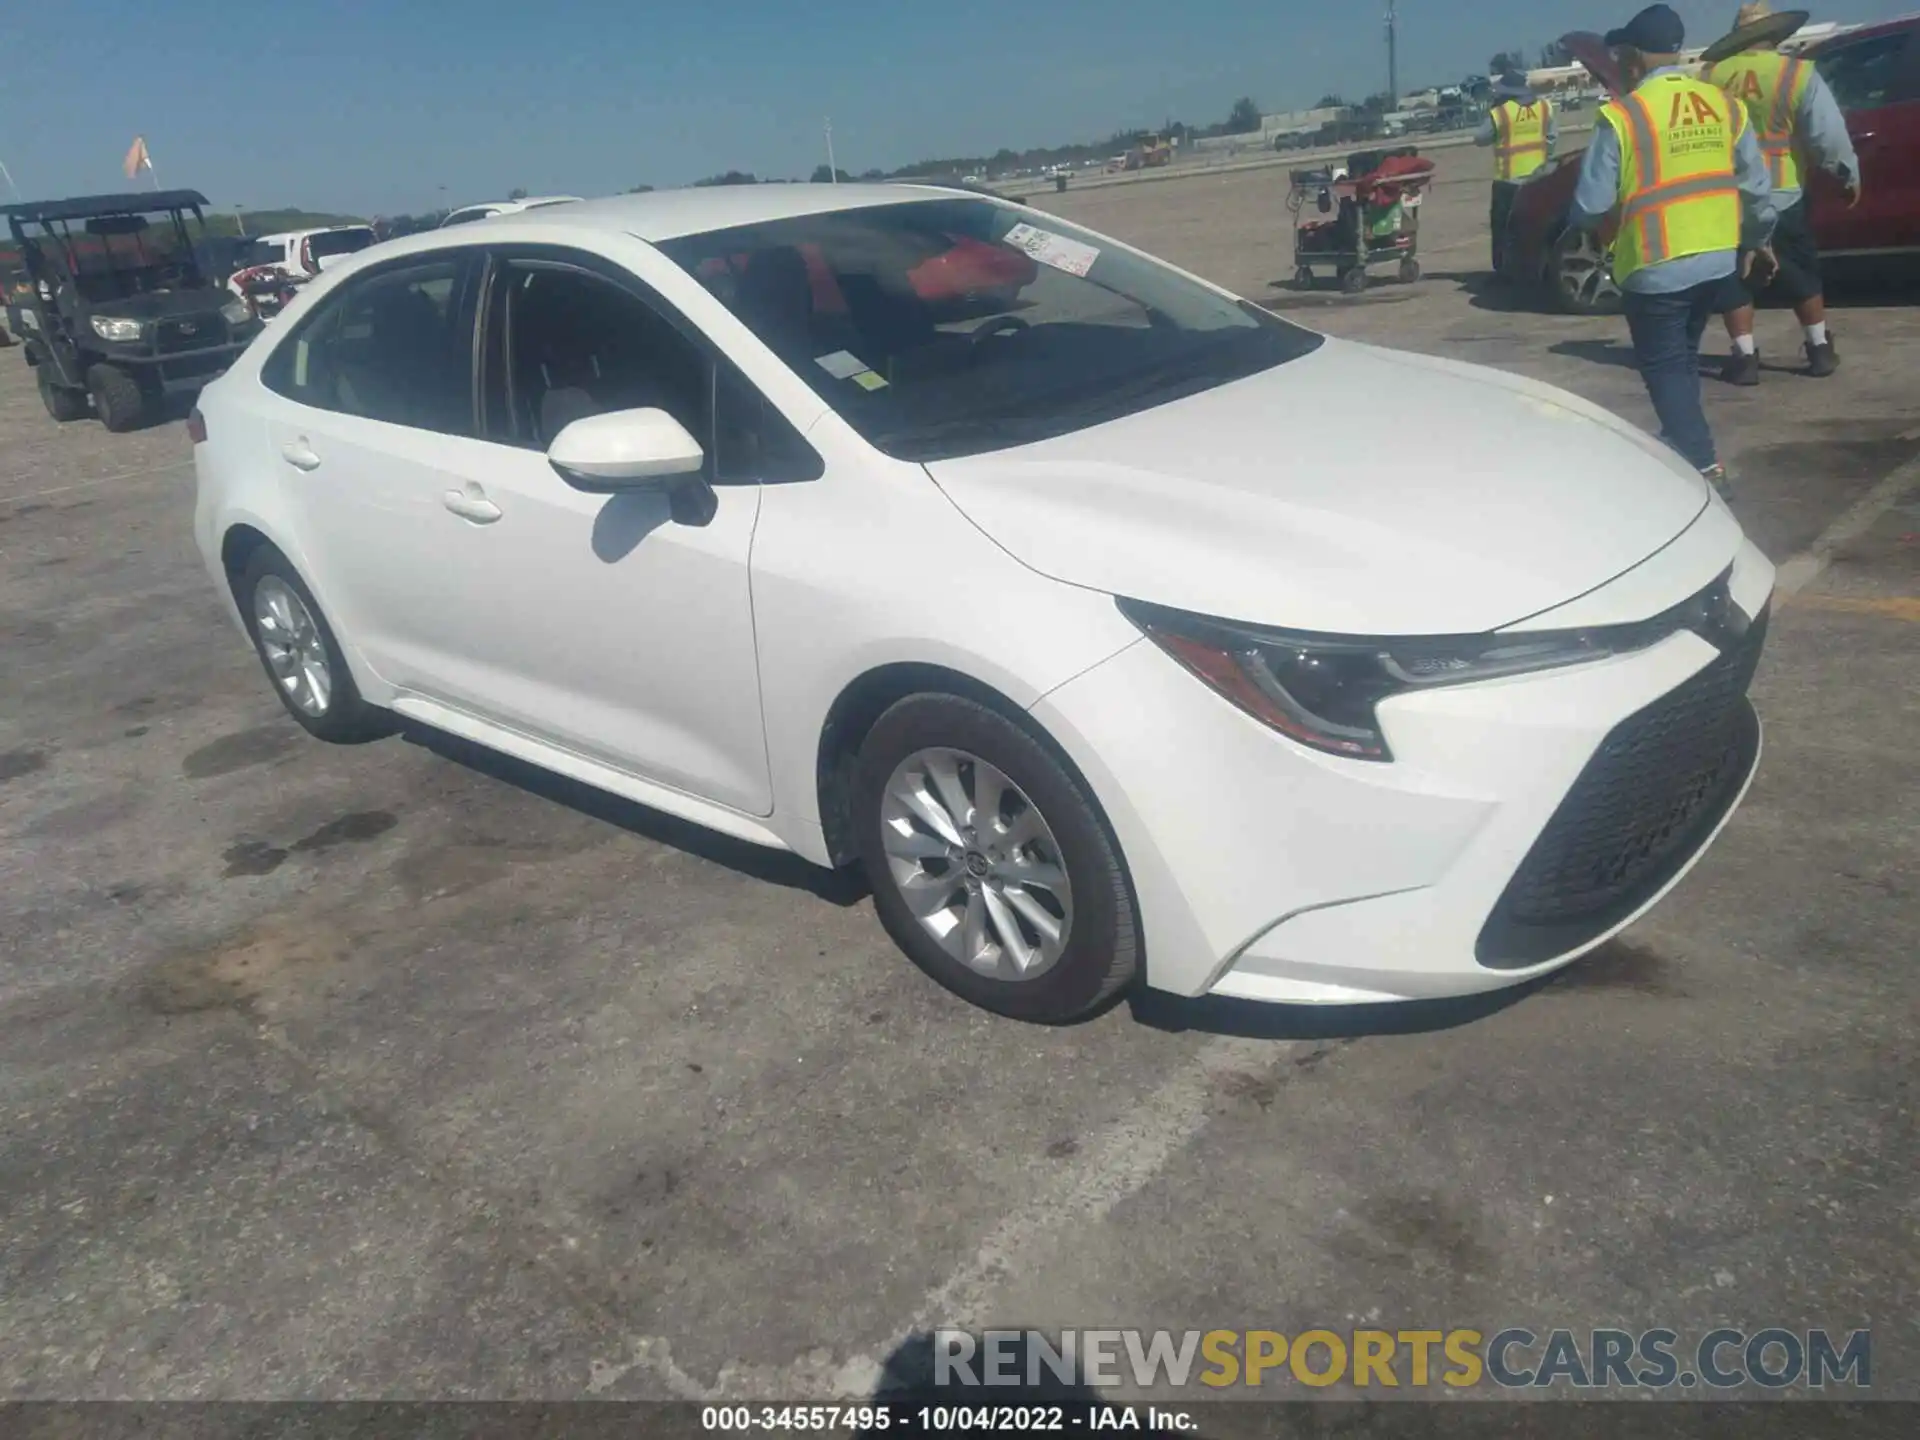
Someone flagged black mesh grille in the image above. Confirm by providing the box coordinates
[1478,607,1767,968]
[156,317,225,353]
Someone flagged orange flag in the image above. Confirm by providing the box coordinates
[123,136,151,180]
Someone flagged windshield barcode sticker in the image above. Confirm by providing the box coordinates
[1001,223,1099,277]
[814,350,871,380]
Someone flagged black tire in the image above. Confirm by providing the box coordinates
[1292,265,1315,290]
[87,363,149,432]
[37,363,88,422]
[1399,257,1421,284]
[1340,265,1369,295]
[854,694,1138,1024]
[1549,227,1622,316]
[234,545,392,744]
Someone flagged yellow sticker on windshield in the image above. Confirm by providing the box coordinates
[851,369,889,391]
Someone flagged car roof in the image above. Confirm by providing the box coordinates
[4,189,210,223]
[1808,12,1920,49]
[254,225,371,243]
[471,183,965,242]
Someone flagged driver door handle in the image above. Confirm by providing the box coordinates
[443,490,502,524]
[280,441,322,472]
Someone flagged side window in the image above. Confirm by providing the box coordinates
[714,365,824,484]
[1815,34,1913,112]
[490,263,711,454]
[262,257,475,434]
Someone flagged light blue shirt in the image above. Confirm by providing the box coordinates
[1568,67,1776,294]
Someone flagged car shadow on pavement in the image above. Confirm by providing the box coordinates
[1421,269,1545,315]
[1547,337,1640,370]
[401,724,871,907]
[858,1330,1107,1434]
[1129,978,1544,1039]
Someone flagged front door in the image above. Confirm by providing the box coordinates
[417,252,773,817]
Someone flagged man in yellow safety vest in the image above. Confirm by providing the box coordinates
[1706,2,1860,383]
[1565,4,1777,496]
[1477,71,1559,274]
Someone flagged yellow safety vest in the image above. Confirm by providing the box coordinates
[1600,75,1746,283]
[1492,99,1552,180]
[1708,50,1812,190]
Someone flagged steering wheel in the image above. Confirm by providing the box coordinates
[970,314,1030,349]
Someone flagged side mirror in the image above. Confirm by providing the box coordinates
[547,407,706,494]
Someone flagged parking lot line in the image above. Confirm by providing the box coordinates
[1773,453,1920,599]
[0,459,194,507]
[1789,594,1920,623]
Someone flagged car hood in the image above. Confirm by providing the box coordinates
[923,338,1709,635]
[86,287,232,320]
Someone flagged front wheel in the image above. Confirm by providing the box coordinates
[38,363,89,422]
[1340,265,1369,295]
[854,695,1138,1024]
[1550,228,1622,316]
[87,363,150,433]
[235,546,392,744]
[1398,257,1422,284]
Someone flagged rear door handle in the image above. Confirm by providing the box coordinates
[280,441,322,472]
[443,490,502,524]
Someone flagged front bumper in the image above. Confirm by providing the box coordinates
[1029,542,1774,1005]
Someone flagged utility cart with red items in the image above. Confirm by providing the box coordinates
[1288,151,1437,295]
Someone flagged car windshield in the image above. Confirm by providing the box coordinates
[235,239,285,268]
[308,228,374,262]
[658,197,1323,461]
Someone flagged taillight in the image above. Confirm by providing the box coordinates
[187,407,207,444]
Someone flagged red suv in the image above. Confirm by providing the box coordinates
[1504,19,1920,314]
[1802,15,1920,262]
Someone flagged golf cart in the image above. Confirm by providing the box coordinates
[4,189,260,430]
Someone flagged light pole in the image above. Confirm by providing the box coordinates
[233,203,247,236]
[824,117,838,183]
[1386,1,1400,109]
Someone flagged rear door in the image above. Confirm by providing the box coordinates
[254,251,489,688]
[1808,24,1920,256]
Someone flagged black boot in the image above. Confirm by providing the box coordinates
[1805,340,1839,377]
[1723,350,1761,386]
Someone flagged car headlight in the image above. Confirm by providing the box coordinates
[220,297,254,327]
[1118,597,1653,762]
[89,315,145,342]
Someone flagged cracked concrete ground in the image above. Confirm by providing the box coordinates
[3,147,1916,1413]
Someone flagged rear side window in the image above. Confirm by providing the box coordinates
[306,228,376,263]
[441,208,494,228]
[262,256,477,434]
[1815,33,1915,111]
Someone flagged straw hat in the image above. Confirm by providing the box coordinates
[1701,3,1810,65]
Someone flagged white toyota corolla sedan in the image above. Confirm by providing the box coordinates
[190,185,1773,1023]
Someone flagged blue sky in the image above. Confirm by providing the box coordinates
[3,1,1912,216]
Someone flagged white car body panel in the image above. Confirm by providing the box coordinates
[191,187,1773,1012]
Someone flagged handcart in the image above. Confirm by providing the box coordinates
[1288,151,1437,295]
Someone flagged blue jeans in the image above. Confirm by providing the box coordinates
[1621,283,1722,471]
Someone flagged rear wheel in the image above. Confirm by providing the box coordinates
[854,694,1137,1024]
[235,546,391,744]
[87,363,149,432]
[1550,228,1622,315]
[37,363,88,422]
[1399,257,1422,284]
[1293,265,1315,289]
[1340,265,1369,295]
